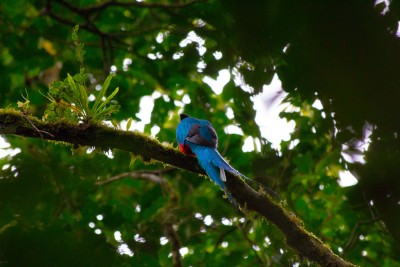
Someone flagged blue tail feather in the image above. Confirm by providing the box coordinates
[190,143,280,204]
[189,144,238,208]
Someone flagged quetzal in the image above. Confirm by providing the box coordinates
[176,114,278,208]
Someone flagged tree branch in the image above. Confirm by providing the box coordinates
[0,109,357,267]
[70,0,205,15]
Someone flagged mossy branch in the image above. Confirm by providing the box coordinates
[0,109,357,267]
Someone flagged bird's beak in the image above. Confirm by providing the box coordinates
[180,113,189,121]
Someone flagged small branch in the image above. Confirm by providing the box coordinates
[105,168,178,189]
[101,166,183,267]
[238,222,266,266]
[22,112,54,139]
[96,168,178,186]
[96,171,165,186]
[214,226,236,249]
[342,216,381,255]
[78,0,205,15]
[0,109,357,267]
[164,223,183,267]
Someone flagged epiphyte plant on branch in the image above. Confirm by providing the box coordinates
[43,25,120,124]
[44,69,120,123]
[176,114,279,208]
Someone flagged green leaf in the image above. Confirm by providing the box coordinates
[94,87,119,116]
[92,74,114,114]
[126,118,133,131]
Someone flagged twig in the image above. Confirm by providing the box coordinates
[214,226,237,250]
[342,216,381,255]
[96,171,166,186]
[78,0,205,15]
[164,222,183,267]
[22,112,54,152]
[22,113,54,139]
[238,221,266,266]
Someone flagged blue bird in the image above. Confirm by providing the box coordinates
[176,114,278,208]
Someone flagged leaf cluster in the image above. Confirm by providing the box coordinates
[44,68,119,123]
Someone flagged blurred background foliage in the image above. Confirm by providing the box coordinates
[0,0,399,266]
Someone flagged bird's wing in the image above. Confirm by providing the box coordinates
[186,123,218,148]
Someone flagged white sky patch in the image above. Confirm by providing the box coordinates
[134,233,146,243]
[160,236,169,245]
[213,51,222,60]
[114,231,122,242]
[121,95,155,132]
[341,123,373,165]
[173,51,184,60]
[360,123,373,152]
[152,91,162,99]
[203,215,214,226]
[174,100,184,107]
[312,99,323,110]
[114,230,134,256]
[289,139,300,150]
[147,52,163,60]
[226,107,234,119]
[110,65,117,73]
[88,94,96,102]
[156,32,168,44]
[2,164,10,171]
[197,61,206,72]
[233,75,254,94]
[264,236,271,246]
[224,125,243,135]
[151,125,160,136]
[118,244,134,257]
[0,137,21,159]
[338,170,358,187]
[135,204,141,213]
[163,95,170,102]
[123,58,132,71]
[397,21,400,37]
[375,0,390,15]
[242,136,261,152]
[179,247,189,257]
[362,250,368,257]
[203,69,230,95]
[193,18,206,27]
[221,218,233,226]
[341,149,365,164]
[252,75,296,150]
[136,96,154,132]
[181,94,191,104]
[104,150,114,159]
[179,31,206,56]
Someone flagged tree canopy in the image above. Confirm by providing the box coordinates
[0,0,399,266]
